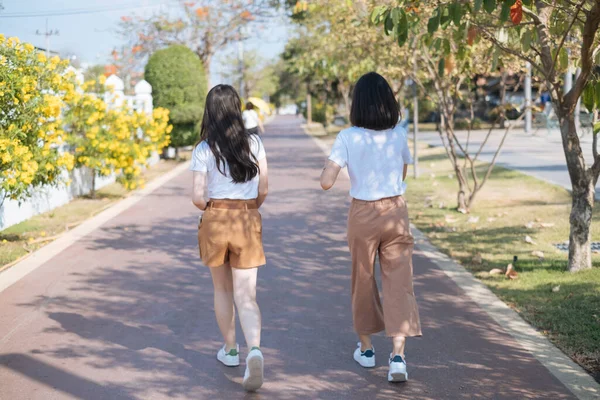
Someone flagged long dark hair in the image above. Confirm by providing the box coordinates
[199,84,259,183]
[350,72,399,131]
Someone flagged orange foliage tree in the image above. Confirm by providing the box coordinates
[119,0,278,83]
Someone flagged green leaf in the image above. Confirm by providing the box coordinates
[428,8,440,34]
[474,0,483,12]
[522,0,533,5]
[594,122,600,135]
[522,29,532,52]
[438,58,445,77]
[440,6,451,28]
[451,3,463,26]
[583,83,594,112]
[443,38,451,55]
[391,7,401,25]
[384,13,394,36]
[500,1,510,22]
[484,0,496,14]
[595,82,600,109]
[397,10,408,46]
[559,47,569,71]
[371,5,387,25]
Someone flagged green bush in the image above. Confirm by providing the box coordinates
[454,117,483,130]
[145,45,207,148]
[303,101,334,125]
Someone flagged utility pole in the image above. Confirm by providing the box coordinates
[36,19,59,58]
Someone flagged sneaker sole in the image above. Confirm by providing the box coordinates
[243,355,264,391]
[388,371,408,382]
[217,355,240,367]
[353,353,376,368]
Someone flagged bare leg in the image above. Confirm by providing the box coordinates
[359,334,373,352]
[232,267,261,350]
[209,263,236,351]
[392,336,406,358]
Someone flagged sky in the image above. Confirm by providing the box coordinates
[0,0,289,84]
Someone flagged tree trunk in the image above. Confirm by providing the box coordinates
[339,81,351,121]
[559,114,594,271]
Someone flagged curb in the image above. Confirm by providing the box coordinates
[305,126,600,400]
[0,161,190,294]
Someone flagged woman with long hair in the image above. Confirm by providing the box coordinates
[320,72,422,382]
[191,84,268,392]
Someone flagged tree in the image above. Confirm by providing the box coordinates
[221,50,277,99]
[378,1,600,271]
[119,0,278,84]
[145,45,207,150]
[0,36,76,205]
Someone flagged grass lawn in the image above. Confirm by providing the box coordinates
[0,155,189,271]
[404,143,600,381]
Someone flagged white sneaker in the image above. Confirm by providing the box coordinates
[388,354,408,382]
[243,347,264,392]
[217,344,240,367]
[353,342,376,368]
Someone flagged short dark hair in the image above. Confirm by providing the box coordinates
[350,72,399,131]
[246,102,254,110]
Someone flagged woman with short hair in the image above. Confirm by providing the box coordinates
[320,72,422,383]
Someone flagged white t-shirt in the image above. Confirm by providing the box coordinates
[190,135,266,200]
[328,125,413,201]
[242,109,260,129]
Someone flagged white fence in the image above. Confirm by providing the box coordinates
[0,74,156,231]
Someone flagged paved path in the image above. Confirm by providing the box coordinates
[417,127,600,194]
[0,117,576,399]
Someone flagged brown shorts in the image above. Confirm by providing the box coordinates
[198,199,266,269]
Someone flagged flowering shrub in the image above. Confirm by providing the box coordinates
[64,77,171,195]
[0,35,76,203]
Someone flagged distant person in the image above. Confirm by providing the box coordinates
[320,72,422,383]
[191,85,269,392]
[242,102,265,135]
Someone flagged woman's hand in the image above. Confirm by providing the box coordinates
[192,171,208,210]
[320,160,342,190]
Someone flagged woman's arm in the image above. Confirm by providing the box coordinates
[403,164,408,181]
[257,157,269,207]
[320,160,342,190]
[192,171,208,210]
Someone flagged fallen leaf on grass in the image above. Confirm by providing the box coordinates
[525,235,535,244]
[487,217,496,222]
[531,250,545,260]
[472,254,483,265]
[540,223,555,228]
[505,264,518,279]
[489,268,504,275]
[468,216,479,224]
[552,285,560,293]
[438,202,445,209]
[525,221,535,229]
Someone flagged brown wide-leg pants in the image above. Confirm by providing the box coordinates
[347,195,422,337]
